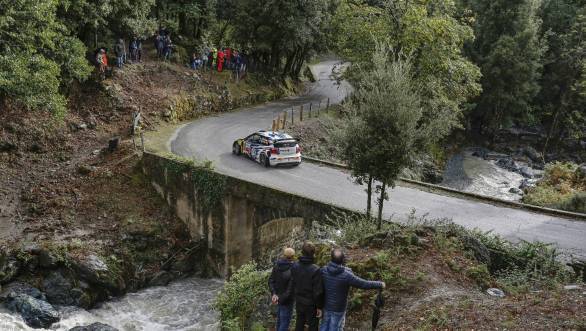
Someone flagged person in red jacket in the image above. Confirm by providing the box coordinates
[217,49,225,72]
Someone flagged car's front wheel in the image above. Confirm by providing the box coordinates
[232,142,241,155]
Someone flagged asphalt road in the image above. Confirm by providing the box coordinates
[171,61,586,259]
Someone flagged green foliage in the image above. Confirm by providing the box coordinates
[523,162,586,213]
[231,0,338,77]
[215,262,270,330]
[470,228,575,292]
[465,0,546,132]
[0,0,92,116]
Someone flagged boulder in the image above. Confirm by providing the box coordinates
[519,166,534,179]
[38,249,60,268]
[495,158,519,172]
[69,322,119,331]
[522,146,542,162]
[0,256,20,285]
[509,187,522,194]
[5,293,60,328]
[71,254,125,295]
[576,164,586,179]
[484,152,509,161]
[0,282,46,301]
[42,271,73,305]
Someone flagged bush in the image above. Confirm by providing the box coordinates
[215,262,270,330]
[523,162,586,213]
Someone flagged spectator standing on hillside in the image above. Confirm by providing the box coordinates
[212,48,218,69]
[163,35,173,61]
[233,50,241,82]
[269,248,296,331]
[155,34,164,58]
[96,49,106,78]
[114,39,125,68]
[291,242,324,331]
[129,39,137,62]
[217,48,225,72]
[201,51,208,70]
[320,248,385,331]
[225,47,232,69]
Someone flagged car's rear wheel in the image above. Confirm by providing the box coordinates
[232,142,241,155]
[261,154,270,167]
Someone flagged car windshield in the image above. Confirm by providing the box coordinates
[274,140,297,148]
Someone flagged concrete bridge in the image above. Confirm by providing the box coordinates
[142,152,353,275]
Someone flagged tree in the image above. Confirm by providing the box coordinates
[332,0,481,145]
[0,0,92,117]
[538,0,586,156]
[465,0,545,135]
[343,48,425,228]
[232,0,338,78]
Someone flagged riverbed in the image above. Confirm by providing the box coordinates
[0,278,223,331]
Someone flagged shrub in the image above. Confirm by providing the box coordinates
[215,262,270,330]
[523,162,586,212]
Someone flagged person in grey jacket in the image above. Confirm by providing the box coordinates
[320,248,385,331]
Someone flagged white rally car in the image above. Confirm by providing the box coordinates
[232,130,302,167]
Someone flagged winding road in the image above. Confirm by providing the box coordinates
[169,61,586,259]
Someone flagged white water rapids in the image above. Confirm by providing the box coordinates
[0,278,223,331]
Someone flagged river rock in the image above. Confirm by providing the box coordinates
[522,146,542,162]
[519,178,536,190]
[5,293,60,328]
[576,164,586,179]
[69,322,119,331]
[484,152,509,161]
[0,282,46,301]
[71,254,125,295]
[495,158,519,172]
[39,249,60,268]
[509,187,522,194]
[0,255,21,285]
[519,166,534,179]
[43,270,74,305]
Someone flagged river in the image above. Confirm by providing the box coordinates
[0,278,223,331]
[441,148,529,201]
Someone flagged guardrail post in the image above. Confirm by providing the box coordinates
[272,118,276,131]
[291,108,294,125]
[326,98,330,111]
[309,103,313,118]
[318,101,321,117]
[300,105,303,122]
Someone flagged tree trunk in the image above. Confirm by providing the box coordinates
[366,176,373,219]
[377,182,386,230]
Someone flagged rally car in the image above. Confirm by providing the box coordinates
[232,130,302,167]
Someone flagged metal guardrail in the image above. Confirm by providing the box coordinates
[302,156,586,221]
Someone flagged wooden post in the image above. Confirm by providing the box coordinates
[300,105,304,122]
[282,111,288,129]
[272,119,276,131]
[327,97,330,110]
[291,108,294,125]
[309,103,313,118]
[318,101,322,116]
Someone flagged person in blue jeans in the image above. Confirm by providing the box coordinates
[320,248,385,331]
[269,247,296,331]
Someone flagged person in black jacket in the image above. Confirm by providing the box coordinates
[292,241,324,331]
[269,247,296,331]
[320,248,385,331]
